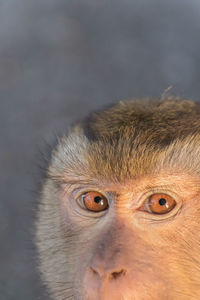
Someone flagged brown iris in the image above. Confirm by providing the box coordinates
[80,192,109,212]
[148,193,176,214]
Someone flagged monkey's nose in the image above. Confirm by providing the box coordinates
[83,266,128,299]
[90,266,127,280]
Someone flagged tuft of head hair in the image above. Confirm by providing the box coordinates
[48,98,200,184]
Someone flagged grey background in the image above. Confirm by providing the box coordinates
[1,0,200,299]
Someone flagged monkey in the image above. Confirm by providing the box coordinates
[35,98,200,300]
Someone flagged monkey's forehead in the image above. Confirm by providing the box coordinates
[50,98,200,182]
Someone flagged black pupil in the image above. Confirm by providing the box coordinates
[159,198,167,206]
[94,196,102,204]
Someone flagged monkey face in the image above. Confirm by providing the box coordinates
[36,99,200,300]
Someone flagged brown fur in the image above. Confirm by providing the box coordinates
[36,98,200,300]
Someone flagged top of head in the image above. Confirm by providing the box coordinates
[49,98,200,183]
[82,98,198,143]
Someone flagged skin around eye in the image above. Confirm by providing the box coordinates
[148,193,176,214]
[77,191,109,212]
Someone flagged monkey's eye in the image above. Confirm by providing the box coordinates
[77,192,109,212]
[148,193,176,214]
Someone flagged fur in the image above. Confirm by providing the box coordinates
[36,98,200,300]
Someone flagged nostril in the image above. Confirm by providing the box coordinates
[90,267,100,277]
[109,269,127,280]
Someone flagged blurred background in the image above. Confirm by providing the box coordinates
[1,0,200,299]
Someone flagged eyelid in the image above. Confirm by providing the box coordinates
[74,188,108,201]
[62,184,100,197]
[141,187,178,201]
[136,188,179,210]
[136,189,183,220]
[68,187,110,218]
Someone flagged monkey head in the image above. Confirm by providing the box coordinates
[36,98,200,300]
